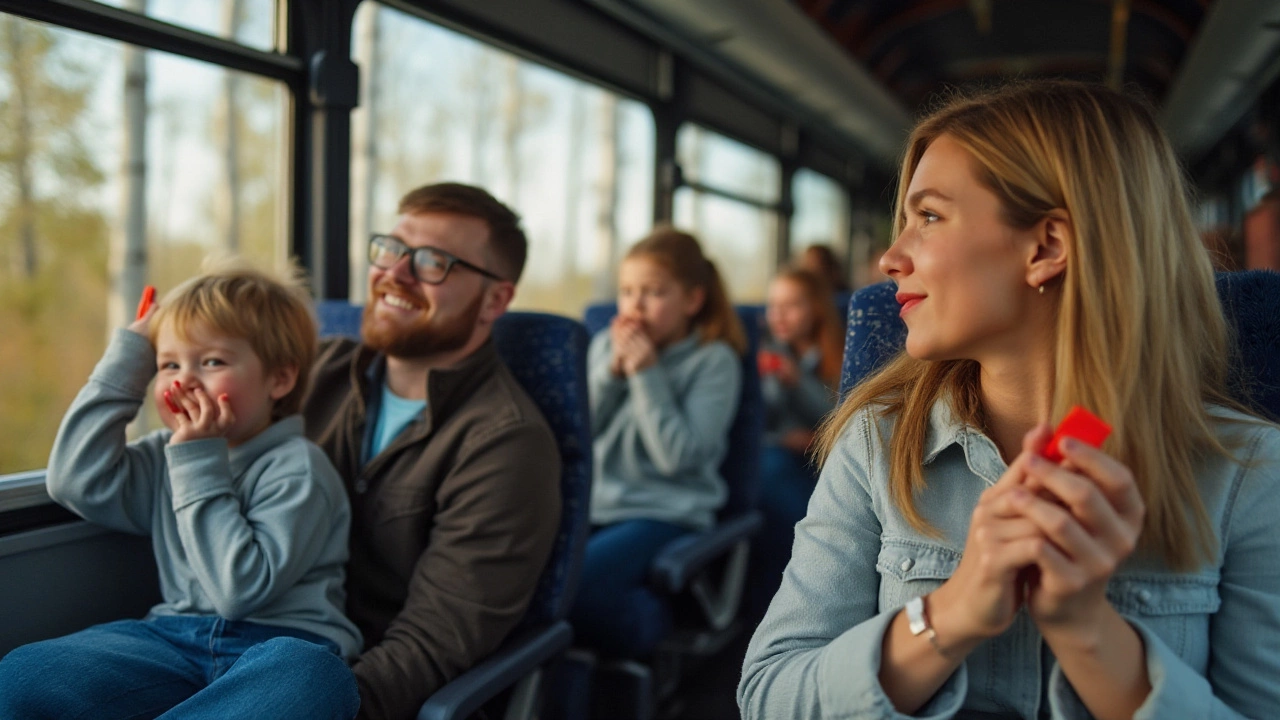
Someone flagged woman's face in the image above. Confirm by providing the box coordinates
[766,277,816,346]
[879,134,1040,362]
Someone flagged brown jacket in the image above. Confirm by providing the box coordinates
[303,338,561,720]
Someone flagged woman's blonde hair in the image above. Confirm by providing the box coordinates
[149,258,317,418]
[771,267,845,384]
[816,79,1239,570]
[625,226,747,355]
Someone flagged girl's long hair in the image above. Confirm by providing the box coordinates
[626,227,747,355]
[815,80,1241,571]
[772,267,845,384]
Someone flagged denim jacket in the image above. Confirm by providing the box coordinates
[739,396,1280,719]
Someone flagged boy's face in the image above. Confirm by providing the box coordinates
[153,320,294,447]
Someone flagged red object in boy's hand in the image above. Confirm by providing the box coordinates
[163,390,184,416]
[758,351,782,375]
[1042,406,1112,463]
[135,285,156,320]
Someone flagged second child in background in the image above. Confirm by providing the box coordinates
[749,268,843,619]
[573,227,745,658]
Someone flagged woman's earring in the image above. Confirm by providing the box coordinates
[1038,284,1045,295]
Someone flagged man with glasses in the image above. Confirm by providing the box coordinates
[302,183,561,720]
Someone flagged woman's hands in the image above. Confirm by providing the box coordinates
[609,317,658,377]
[929,425,1056,647]
[1007,435,1145,642]
[933,424,1143,649]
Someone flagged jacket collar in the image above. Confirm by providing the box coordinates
[347,339,502,437]
[922,393,1006,485]
[229,415,305,477]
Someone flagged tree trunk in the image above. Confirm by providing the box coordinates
[350,2,380,301]
[593,94,619,299]
[500,56,524,205]
[562,86,585,283]
[6,18,37,279]
[108,0,149,333]
[219,0,243,251]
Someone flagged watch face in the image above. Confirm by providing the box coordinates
[906,595,928,635]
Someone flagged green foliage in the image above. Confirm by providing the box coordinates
[0,17,106,472]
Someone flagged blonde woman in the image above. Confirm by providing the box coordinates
[739,80,1280,719]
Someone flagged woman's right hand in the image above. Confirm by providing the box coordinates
[929,425,1055,647]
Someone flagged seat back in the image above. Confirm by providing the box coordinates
[582,302,763,519]
[838,273,1280,422]
[839,281,907,397]
[1214,270,1280,420]
[315,302,593,626]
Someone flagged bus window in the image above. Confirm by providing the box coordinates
[83,0,281,52]
[791,168,852,283]
[674,124,781,301]
[0,14,290,475]
[348,2,655,313]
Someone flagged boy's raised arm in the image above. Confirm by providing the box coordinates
[46,327,165,536]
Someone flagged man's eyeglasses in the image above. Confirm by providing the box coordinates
[368,234,506,285]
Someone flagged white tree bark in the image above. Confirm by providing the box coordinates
[107,0,149,334]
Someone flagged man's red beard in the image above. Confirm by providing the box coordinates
[361,284,484,359]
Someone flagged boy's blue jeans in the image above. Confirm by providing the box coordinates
[0,614,359,720]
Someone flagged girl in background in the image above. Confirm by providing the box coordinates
[573,227,745,658]
[749,268,844,618]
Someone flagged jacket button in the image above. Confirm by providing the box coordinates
[900,558,914,572]
[354,479,368,494]
[1138,589,1153,604]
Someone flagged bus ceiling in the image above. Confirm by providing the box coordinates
[590,0,1280,168]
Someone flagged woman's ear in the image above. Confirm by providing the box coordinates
[1027,209,1071,289]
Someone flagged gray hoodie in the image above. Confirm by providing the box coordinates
[587,332,741,530]
[46,329,361,658]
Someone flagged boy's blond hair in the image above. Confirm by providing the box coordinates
[148,260,317,418]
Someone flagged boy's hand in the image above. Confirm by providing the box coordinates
[167,380,236,445]
[127,304,156,339]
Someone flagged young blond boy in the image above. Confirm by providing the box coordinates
[0,265,361,719]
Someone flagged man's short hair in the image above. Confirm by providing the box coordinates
[397,183,528,283]
[149,260,317,418]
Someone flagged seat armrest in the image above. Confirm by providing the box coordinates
[417,620,573,720]
[647,511,763,594]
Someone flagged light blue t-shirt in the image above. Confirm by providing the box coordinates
[371,384,426,457]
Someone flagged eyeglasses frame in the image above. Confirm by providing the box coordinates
[368,233,507,285]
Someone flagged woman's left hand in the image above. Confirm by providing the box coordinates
[993,433,1145,640]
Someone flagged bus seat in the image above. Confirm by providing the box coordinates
[576,302,764,718]
[838,281,906,397]
[317,302,593,720]
[838,272,1280,423]
[1215,270,1280,420]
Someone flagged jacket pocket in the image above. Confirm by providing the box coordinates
[876,536,963,611]
[1107,574,1220,663]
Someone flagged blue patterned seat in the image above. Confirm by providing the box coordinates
[838,273,1280,423]
[315,302,592,720]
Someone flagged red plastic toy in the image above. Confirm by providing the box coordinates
[1042,406,1112,463]
[135,285,156,320]
[757,351,783,375]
